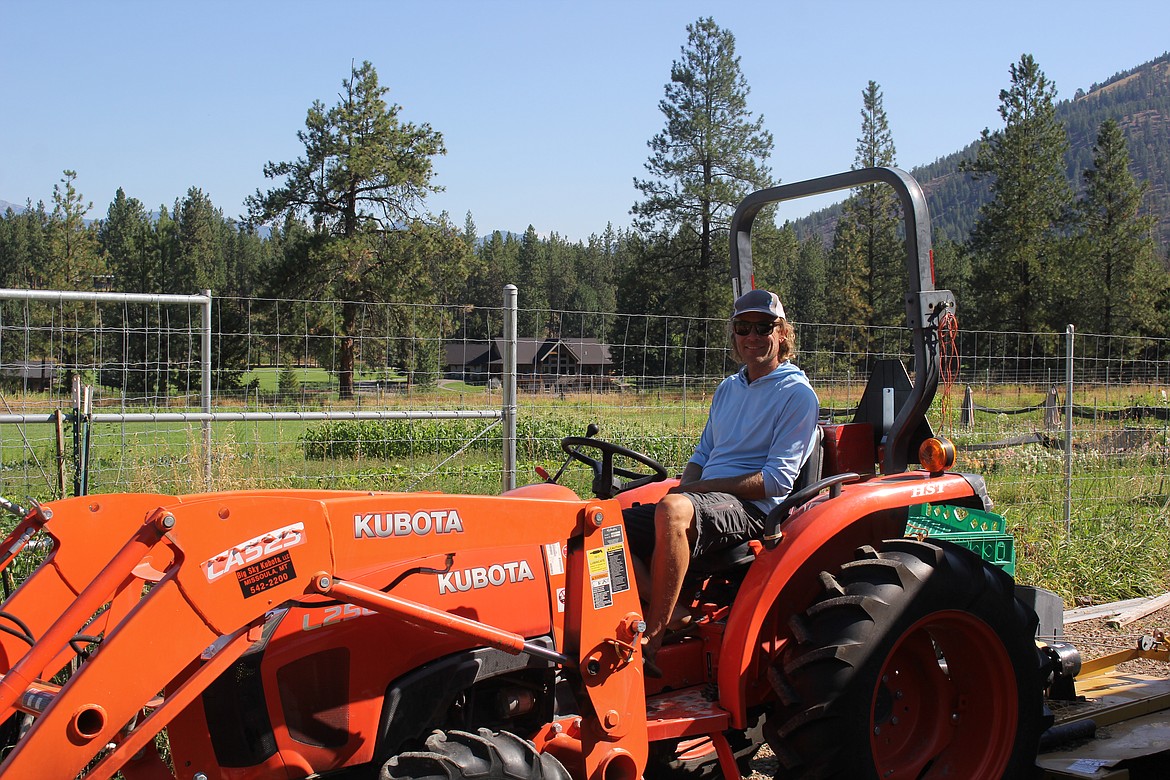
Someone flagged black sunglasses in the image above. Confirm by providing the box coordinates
[732,320,779,336]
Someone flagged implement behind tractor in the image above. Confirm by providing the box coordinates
[0,169,1085,779]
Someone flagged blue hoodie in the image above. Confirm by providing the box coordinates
[689,361,820,516]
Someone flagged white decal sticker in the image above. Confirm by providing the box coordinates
[302,604,376,632]
[354,509,465,539]
[203,522,305,583]
[910,483,944,499]
[437,560,535,594]
[545,541,564,576]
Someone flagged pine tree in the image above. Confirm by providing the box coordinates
[516,225,549,337]
[962,54,1072,332]
[99,188,156,293]
[0,202,50,290]
[278,359,301,400]
[1070,118,1166,337]
[749,222,799,304]
[828,215,872,368]
[791,234,828,326]
[835,81,904,329]
[173,187,228,294]
[632,17,773,317]
[97,189,161,396]
[247,60,446,398]
[47,170,102,290]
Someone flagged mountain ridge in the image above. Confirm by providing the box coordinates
[794,52,1170,252]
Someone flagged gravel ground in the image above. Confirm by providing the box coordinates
[1062,601,1170,676]
[740,602,1170,779]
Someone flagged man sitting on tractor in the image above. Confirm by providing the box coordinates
[625,288,820,668]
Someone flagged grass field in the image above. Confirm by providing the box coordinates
[2,381,1168,604]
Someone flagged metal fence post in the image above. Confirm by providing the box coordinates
[71,376,82,497]
[502,285,518,491]
[1064,324,1075,537]
[202,289,213,489]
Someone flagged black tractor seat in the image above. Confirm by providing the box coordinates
[686,541,759,579]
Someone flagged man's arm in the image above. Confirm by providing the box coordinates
[671,466,766,500]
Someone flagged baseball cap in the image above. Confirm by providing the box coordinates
[732,289,785,320]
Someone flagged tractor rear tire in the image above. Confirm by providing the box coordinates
[766,538,1046,779]
[381,728,571,780]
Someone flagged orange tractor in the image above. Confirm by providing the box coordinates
[0,169,1062,779]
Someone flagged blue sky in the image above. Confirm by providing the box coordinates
[2,1,1168,240]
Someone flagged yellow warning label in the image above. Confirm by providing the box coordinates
[588,547,608,576]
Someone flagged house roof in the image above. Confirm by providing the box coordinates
[444,342,491,366]
[538,339,611,367]
[444,338,611,368]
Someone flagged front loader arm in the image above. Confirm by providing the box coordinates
[0,494,180,671]
[0,494,344,779]
[0,490,650,780]
[0,490,373,672]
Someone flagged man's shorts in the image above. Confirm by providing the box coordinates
[623,491,766,562]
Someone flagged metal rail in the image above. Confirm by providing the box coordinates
[729,167,956,473]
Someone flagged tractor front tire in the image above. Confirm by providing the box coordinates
[381,728,571,780]
[767,538,1046,779]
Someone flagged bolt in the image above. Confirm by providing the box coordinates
[891,717,899,725]
[592,511,604,527]
[316,575,332,591]
[194,774,208,780]
[604,710,621,729]
[633,620,647,635]
[586,659,601,676]
[951,713,960,725]
[41,507,53,520]
[158,514,176,530]
[873,726,881,735]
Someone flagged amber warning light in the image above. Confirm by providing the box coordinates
[919,437,956,475]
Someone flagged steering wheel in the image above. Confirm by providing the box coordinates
[560,436,669,499]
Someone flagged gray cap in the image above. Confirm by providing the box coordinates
[732,289,785,320]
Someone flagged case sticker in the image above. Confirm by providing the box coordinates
[203,521,305,583]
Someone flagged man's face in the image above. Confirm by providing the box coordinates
[732,312,782,377]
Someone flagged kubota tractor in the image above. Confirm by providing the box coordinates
[0,168,1062,779]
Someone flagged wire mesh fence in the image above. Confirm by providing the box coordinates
[0,290,1167,561]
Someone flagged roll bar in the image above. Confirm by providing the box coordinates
[729,167,956,473]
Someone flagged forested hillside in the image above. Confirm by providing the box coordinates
[797,53,1170,251]
[3,39,1169,387]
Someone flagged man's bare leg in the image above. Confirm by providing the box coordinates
[642,494,696,660]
